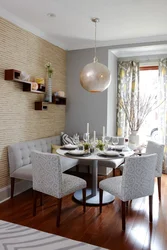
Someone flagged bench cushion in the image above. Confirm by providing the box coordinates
[11,164,32,181]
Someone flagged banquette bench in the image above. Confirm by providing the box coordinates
[8,135,78,198]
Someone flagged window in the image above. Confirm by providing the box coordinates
[139,65,159,143]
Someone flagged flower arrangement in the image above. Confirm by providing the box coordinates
[96,140,105,151]
[83,142,90,151]
[45,62,54,78]
[119,92,163,132]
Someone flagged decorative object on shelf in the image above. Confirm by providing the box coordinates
[44,62,53,102]
[52,96,66,105]
[53,91,65,97]
[4,69,45,94]
[35,77,45,91]
[31,82,38,91]
[80,18,111,93]
[19,71,30,81]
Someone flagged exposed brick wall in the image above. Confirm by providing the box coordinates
[0,17,66,188]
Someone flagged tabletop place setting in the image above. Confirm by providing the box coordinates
[59,123,133,159]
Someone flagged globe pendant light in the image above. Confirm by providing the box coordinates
[80,18,111,93]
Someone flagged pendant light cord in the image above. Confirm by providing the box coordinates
[94,20,98,63]
[94,21,97,62]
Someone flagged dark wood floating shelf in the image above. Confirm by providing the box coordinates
[52,96,66,105]
[5,69,66,110]
[5,69,45,94]
[35,97,66,110]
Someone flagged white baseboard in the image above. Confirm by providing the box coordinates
[0,180,32,203]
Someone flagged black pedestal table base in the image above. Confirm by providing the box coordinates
[73,188,115,206]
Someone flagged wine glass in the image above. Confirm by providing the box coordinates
[90,137,98,154]
[73,134,80,149]
[83,133,89,142]
[112,136,119,145]
[104,136,111,150]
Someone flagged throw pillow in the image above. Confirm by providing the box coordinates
[51,144,61,154]
[61,133,76,145]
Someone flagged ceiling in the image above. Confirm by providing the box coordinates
[0,0,167,50]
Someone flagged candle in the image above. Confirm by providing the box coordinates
[87,123,89,134]
[103,126,105,137]
[94,131,96,142]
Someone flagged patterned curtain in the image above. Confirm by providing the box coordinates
[158,59,167,173]
[117,61,139,137]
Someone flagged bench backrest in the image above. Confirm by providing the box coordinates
[8,136,60,174]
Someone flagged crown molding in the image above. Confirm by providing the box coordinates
[0,5,67,50]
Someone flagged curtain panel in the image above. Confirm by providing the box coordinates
[117,61,139,138]
[158,59,167,173]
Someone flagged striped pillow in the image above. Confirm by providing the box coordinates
[61,133,76,145]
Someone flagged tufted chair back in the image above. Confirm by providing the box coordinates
[121,154,157,201]
[31,151,63,198]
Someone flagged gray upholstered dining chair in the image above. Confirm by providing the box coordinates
[99,154,157,230]
[31,151,87,227]
[146,141,164,201]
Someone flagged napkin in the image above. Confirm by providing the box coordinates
[63,144,77,149]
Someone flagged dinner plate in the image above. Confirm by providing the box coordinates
[97,153,122,158]
[66,150,85,156]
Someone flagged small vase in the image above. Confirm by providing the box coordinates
[129,130,139,149]
[44,78,52,102]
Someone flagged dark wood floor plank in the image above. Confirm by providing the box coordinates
[0,171,167,250]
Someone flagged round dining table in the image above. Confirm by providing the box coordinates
[56,148,125,206]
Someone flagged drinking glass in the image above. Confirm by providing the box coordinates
[90,137,98,153]
[73,134,79,144]
[83,133,89,142]
[112,136,119,145]
[73,134,80,149]
[104,136,111,150]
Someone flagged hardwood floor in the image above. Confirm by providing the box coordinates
[0,171,167,250]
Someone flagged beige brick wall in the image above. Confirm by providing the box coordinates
[0,17,66,189]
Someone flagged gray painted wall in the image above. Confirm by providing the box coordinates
[65,41,166,138]
[107,51,117,136]
[66,47,111,137]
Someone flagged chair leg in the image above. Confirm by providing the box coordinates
[82,188,86,213]
[157,177,161,201]
[11,177,15,199]
[122,201,126,231]
[149,195,153,223]
[40,192,43,206]
[76,165,79,173]
[99,189,103,213]
[113,169,116,177]
[56,198,62,227]
[33,190,37,216]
